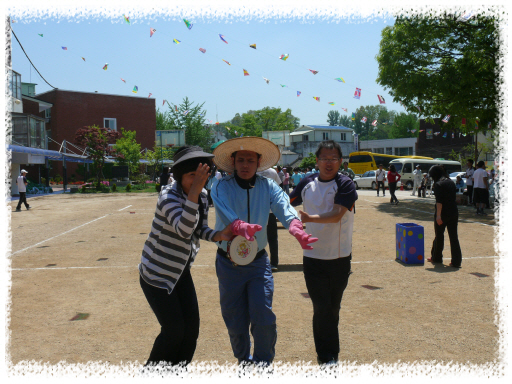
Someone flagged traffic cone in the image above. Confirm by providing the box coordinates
[400,184,404,191]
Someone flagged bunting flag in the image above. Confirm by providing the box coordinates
[351,113,355,121]
[475,121,479,130]
[434,132,440,136]
[342,108,348,112]
[226,127,230,130]
[249,44,256,49]
[309,69,319,75]
[452,132,454,138]
[103,63,108,70]
[442,115,451,123]
[462,133,467,137]
[183,19,193,29]
[411,129,417,133]
[461,11,474,20]
[328,102,335,105]
[419,130,425,132]
[199,48,206,53]
[279,54,289,61]
[38,34,43,37]
[183,110,190,115]
[280,84,288,88]
[263,77,270,84]
[234,130,238,135]
[243,69,250,76]
[222,59,231,65]
[132,86,138,93]
[175,105,178,112]
[215,122,220,125]
[377,95,385,104]
[353,88,361,99]
[62,47,67,50]
[442,132,447,138]
[219,34,228,44]
[416,105,421,112]
[173,39,181,44]
[148,93,152,98]
[371,119,377,126]
[313,97,320,101]
[123,15,130,24]
[121,78,126,82]
[297,91,301,97]
[240,134,244,137]
[488,122,492,129]
[334,77,345,83]
[150,28,156,37]
[407,129,410,132]
[163,100,166,106]
[461,118,466,127]
[81,57,86,61]
[361,116,367,123]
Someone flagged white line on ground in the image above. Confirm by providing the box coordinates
[10,214,111,257]
[118,205,132,211]
[10,257,497,272]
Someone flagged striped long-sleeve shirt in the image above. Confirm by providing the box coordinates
[139,181,218,294]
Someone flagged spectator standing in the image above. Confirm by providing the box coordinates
[417,173,429,198]
[276,165,285,189]
[289,140,357,365]
[426,165,462,268]
[159,167,171,187]
[305,167,314,177]
[387,165,401,205]
[341,162,355,180]
[375,164,386,197]
[291,168,302,189]
[283,167,291,195]
[15,169,30,212]
[411,165,422,196]
[473,161,489,215]
[463,159,475,206]
[257,166,282,271]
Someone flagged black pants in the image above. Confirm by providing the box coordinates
[16,192,29,210]
[389,182,398,203]
[140,268,200,367]
[431,215,462,267]
[376,181,385,195]
[207,189,213,206]
[466,185,474,204]
[303,255,352,364]
[267,213,278,267]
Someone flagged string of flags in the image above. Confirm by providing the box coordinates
[354,88,361,99]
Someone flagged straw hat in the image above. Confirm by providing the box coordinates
[213,137,281,173]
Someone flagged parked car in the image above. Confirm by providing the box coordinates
[353,170,401,190]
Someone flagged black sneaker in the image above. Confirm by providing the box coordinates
[395,200,399,205]
[271,265,278,272]
[15,208,21,212]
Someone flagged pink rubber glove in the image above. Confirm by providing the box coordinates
[231,219,262,241]
[288,219,318,250]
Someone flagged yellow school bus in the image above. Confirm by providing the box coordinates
[348,151,433,175]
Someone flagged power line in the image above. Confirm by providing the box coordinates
[10,26,57,90]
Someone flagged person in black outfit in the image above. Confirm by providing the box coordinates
[427,165,462,268]
[159,167,171,186]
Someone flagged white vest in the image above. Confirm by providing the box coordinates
[17,176,27,193]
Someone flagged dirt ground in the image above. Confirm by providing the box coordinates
[7,188,499,370]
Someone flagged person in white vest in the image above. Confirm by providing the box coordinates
[411,165,423,196]
[16,170,30,211]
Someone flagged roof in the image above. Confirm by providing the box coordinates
[35,88,154,100]
[293,125,354,133]
[21,94,53,112]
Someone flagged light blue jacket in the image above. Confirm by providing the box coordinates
[211,174,299,252]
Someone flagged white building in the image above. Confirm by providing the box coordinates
[358,137,418,156]
[290,125,356,159]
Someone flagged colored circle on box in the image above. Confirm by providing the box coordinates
[409,246,416,254]
[401,237,403,242]
[418,234,423,239]
[403,230,406,236]
[418,255,423,260]
[408,230,413,236]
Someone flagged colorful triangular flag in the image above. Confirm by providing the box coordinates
[354,88,361,99]
[222,59,231,65]
[297,91,301,97]
[173,39,181,44]
[442,114,451,123]
[81,57,85,61]
[309,69,319,75]
[342,108,347,112]
[416,105,421,113]
[442,132,447,138]
[279,54,289,61]
[377,95,386,104]
[280,84,288,88]
[123,15,130,24]
[334,77,345,83]
[371,119,377,126]
[219,34,228,44]
[38,34,43,37]
[243,69,250,76]
[461,118,466,127]
[263,77,270,84]
[183,19,193,29]
[132,86,138,93]
[328,102,335,106]
[411,129,417,133]
[62,47,67,50]
[148,93,152,98]
[313,97,320,101]
[103,63,108,70]
[199,48,206,53]
[249,44,256,49]
[361,117,367,123]
[150,28,156,37]
[452,132,454,138]
[121,78,126,83]
[163,100,166,106]
[351,113,355,121]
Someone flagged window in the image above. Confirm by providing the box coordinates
[403,163,412,174]
[340,133,346,141]
[397,147,412,156]
[45,108,51,119]
[12,116,28,146]
[386,147,393,155]
[302,134,309,141]
[368,171,375,177]
[349,154,373,163]
[322,132,329,140]
[104,118,117,131]
[10,70,22,100]
[374,155,394,168]
[373,148,384,154]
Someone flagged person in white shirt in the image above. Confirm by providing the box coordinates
[463,159,475,205]
[15,170,30,211]
[375,164,386,197]
[257,167,283,271]
[411,165,423,196]
[289,140,358,366]
[472,161,489,215]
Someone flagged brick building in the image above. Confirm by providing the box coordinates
[22,89,156,178]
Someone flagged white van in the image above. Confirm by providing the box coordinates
[389,158,462,190]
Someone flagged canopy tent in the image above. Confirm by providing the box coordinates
[210,140,226,150]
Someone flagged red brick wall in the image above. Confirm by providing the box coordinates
[34,90,156,179]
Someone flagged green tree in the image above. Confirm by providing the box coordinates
[390,113,420,139]
[156,108,176,131]
[223,107,300,136]
[144,143,176,179]
[376,14,500,132]
[352,105,394,141]
[114,127,141,176]
[299,153,317,169]
[339,115,354,129]
[74,125,121,186]
[327,110,340,126]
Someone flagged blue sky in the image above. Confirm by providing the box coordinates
[11,14,404,126]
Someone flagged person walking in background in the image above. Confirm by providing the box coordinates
[472,161,489,215]
[426,165,462,268]
[411,165,422,196]
[159,167,171,187]
[341,162,355,180]
[387,164,401,205]
[283,167,291,195]
[257,166,283,272]
[15,169,30,212]
[305,167,314,177]
[375,164,386,197]
[417,173,429,198]
[291,168,302,190]
[276,165,285,189]
[463,159,475,206]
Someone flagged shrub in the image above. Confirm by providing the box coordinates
[125,184,132,192]
[112,183,117,192]
[53,174,62,183]
[41,177,46,184]
[156,183,161,192]
[81,184,87,193]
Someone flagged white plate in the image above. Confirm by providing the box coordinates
[227,235,258,266]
